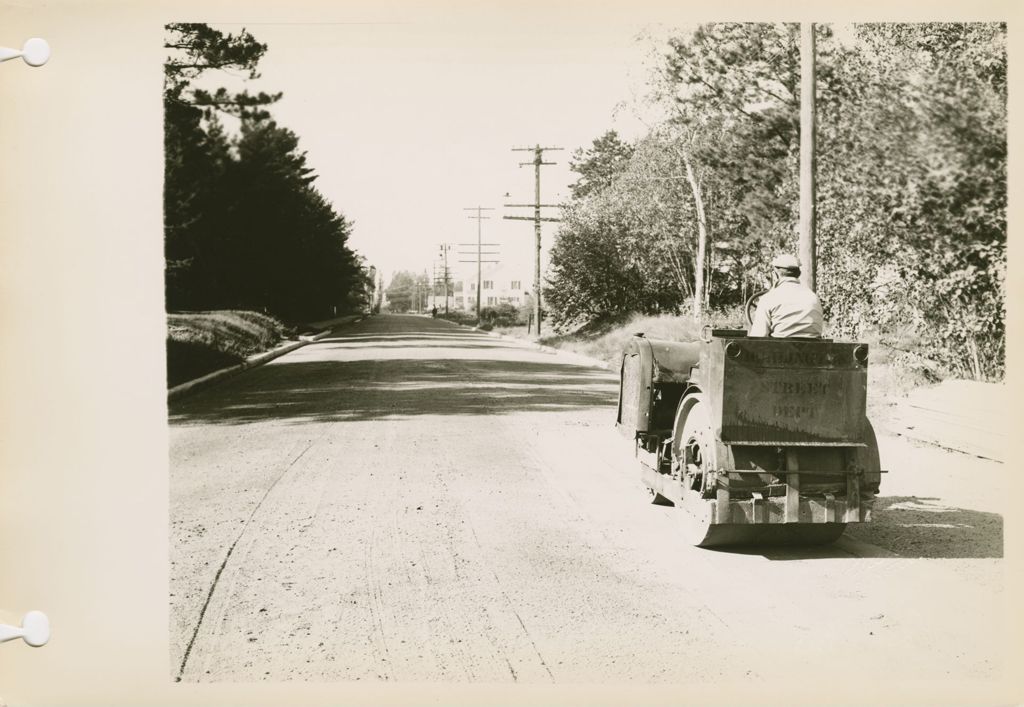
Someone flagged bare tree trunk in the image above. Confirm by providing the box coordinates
[683,152,707,322]
[703,230,712,313]
[739,256,748,308]
[968,334,982,381]
[664,238,691,304]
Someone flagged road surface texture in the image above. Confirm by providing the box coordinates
[169,314,1006,684]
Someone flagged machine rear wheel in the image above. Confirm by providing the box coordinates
[672,396,715,497]
[672,397,724,547]
[678,503,713,546]
[672,395,849,548]
[684,522,848,548]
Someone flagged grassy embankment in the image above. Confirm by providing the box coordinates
[496,313,934,431]
[166,311,288,388]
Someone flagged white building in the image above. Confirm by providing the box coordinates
[457,263,530,311]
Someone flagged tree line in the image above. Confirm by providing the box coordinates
[384,271,432,312]
[546,23,1005,380]
[164,23,370,322]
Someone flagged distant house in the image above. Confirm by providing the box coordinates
[457,263,529,311]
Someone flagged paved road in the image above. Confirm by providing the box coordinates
[169,314,1006,686]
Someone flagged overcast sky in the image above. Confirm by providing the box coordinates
[201,7,681,285]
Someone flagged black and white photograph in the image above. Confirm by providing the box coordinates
[0,1,1019,705]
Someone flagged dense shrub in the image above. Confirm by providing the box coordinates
[436,310,477,326]
[480,303,522,328]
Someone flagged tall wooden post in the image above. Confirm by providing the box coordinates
[799,22,817,291]
[459,207,497,320]
[533,147,543,336]
[443,244,450,314]
[505,145,562,340]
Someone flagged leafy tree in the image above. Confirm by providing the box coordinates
[546,21,1005,380]
[656,23,800,317]
[548,133,696,328]
[816,23,1006,379]
[385,271,420,312]
[568,131,635,199]
[548,24,801,328]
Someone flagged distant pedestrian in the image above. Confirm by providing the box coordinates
[431,305,438,318]
[748,254,824,338]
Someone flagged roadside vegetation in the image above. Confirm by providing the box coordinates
[546,23,1005,383]
[500,313,717,364]
[166,311,288,387]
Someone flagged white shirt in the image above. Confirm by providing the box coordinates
[748,277,824,338]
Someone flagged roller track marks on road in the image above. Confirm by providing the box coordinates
[466,521,556,682]
[175,437,316,681]
[362,519,394,680]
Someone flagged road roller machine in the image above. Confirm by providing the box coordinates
[617,329,882,547]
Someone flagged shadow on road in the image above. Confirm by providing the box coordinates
[316,332,513,349]
[842,495,1003,559]
[170,315,618,424]
[169,355,618,425]
[710,495,1003,561]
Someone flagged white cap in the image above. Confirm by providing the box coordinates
[771,253,800,269]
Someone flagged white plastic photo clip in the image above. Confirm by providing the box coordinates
[0,38,50,67]
[0,611,50,647]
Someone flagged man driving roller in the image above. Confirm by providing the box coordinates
[748,254,823,338]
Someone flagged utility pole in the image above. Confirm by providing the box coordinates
[799,22,817,291]
[460,206,498,320]
[435,243,453,314]
[431,264,438,311]
[504,144,563,338]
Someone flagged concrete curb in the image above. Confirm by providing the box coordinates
[298,329,334,343]
[302,314,364,334]
[168,316,362,401]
